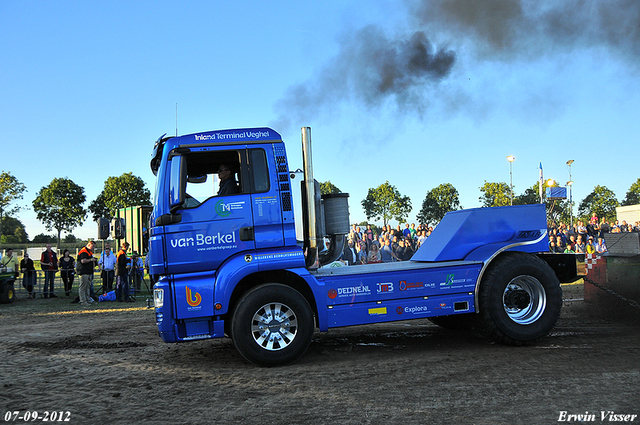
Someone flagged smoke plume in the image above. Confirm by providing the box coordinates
[272,25,455,131]
[410,0,640,61]
[272,0,640,132]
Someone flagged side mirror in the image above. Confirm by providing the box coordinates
[169,156,186,211]
[187,174,207,184]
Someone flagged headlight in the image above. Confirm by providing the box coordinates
[154,288,164,308]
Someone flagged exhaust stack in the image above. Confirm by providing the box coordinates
[302,127,320,269]
[301,127,350,269]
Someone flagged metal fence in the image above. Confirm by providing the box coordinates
[13,269,153,299]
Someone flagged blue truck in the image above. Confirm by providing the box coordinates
[149,126,576,366]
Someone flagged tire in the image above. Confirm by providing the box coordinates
[231,284,314,367]
[478,252,562,346]
[429,313,477,330]
[0,279,16,304]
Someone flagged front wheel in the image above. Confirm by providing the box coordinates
[478,252,562,345]
[0,279,16,304]
[231,284,314,366]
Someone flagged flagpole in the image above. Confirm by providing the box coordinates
[539,162,544,204]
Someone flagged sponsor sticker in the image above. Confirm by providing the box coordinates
[399,280,424,291]
[331,285,372,299]
[377,282,394,294]
[215,200,246,217]
[186,286,202,310]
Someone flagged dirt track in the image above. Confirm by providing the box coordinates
[1,283,639,425]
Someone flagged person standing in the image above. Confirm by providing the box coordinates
[58,249,75,296]
[77,240,97,306]
[129,251,144,292]
[341,240,357,266]
[595,237,608,254]
[40,244,58,298]
[98,244,116,293]
[1,247,19,274]
[19,252,37,299]
[116,242,131,302]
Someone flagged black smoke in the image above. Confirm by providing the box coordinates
[272,24,455,131]
[410,0,640,61]
[272,0,640,132]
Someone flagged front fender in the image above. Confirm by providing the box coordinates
[215,247,306,315]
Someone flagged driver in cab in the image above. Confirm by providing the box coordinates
[217,164,239,196]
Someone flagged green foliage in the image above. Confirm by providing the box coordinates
[0,171,27,240]
[32,233,57,243]
[0,217,28,243]
[320,181,342,195]
[507,180,572,224]
[621,178,640,206]
[361,181,412,226]
[89,172,151,221]
[479,181,511,207]
[63,234,78,243]
[416,183,461,226]
[514,184,540,205]
[32,177,87,246]
[577,185,619,222]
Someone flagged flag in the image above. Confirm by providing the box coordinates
[538,162,543,203]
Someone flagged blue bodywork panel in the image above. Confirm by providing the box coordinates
[316,261,481,327]
[412,204,548,262]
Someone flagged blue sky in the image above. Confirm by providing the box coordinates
[2,0,639,240]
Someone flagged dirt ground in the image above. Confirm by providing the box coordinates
[1,282,639,425]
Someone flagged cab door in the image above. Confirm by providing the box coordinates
[162,149,255,275]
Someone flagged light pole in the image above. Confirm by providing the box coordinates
[507,156,515,206]
[567,160,574,228]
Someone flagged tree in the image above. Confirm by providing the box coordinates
[621,178,640,206]
[0,171,27,241]
[63,234,78,243]
[320,181,342,195]
[32,177,87,247]
[361,181,412,226]
[32,233,57,243]
[89,173,151,221]
[578,185,619,222]
[513,185,540,206]
[479,181,511,207]
[416,183,461,226]
[0,216,29,244]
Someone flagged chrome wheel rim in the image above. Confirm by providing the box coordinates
[503,275,546,325]
[251,302,298,351]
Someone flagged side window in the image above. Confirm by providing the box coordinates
[250,149,269,193]
[183,150,242,207]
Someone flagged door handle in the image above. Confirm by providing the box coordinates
[240,226,254,241]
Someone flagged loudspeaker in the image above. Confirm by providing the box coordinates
[111,218,126,239]
[97,218,110,240]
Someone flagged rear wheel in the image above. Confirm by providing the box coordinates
[231,284,314,366]
[478,252,562,345]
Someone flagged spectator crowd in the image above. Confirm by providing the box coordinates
[548,215,640,255]
[0,242,149,303]
[339,215,640,266]
[340,223,432,265]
